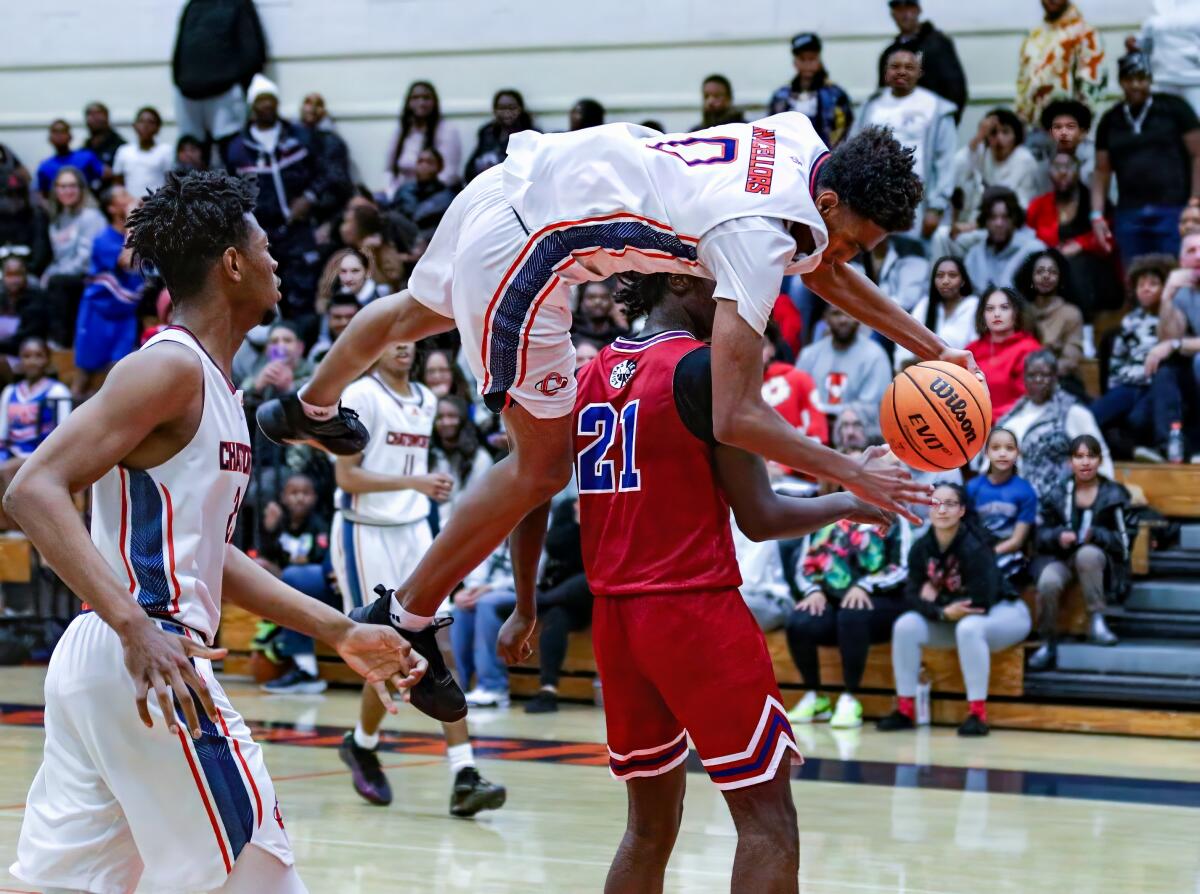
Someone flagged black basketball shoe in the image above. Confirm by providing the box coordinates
[256,391,369,455]
[450,767,507,818]
[349,585,467,723]
[338,732,393,806]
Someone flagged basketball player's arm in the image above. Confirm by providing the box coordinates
[3,347,226,739]
[221,547,424,711]
[334,453,452,500]
[801,262,979,373]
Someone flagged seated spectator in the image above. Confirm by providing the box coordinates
[1030,435,1131,669]
[797,305,892,415]
[574,339,599,369]
[876,482,1031,738]
[896,256,979,371]
[693,74,745,130]
[465,89,535,183]
[295,92,354,223]
[830,403,880,451]
[258,472,330,575]
[732,517,794,633]
[452,543,517,708]
[966,428,1038,589]
[41,167,106,346]
[0,256,52,359]
[1151,231,1200,458]
[965,287,1043,420]
[174,135,208,174]
[0,142,29,188]
[389,148,454,233]
[0,177,51,274]
[995,350,1114,499]
[139,282,173,345]
[241,321,314,410]
[1039,99,1095,185]
[568,98,606,131]
[0,337,71,529]
[1182,199,1200,237]
[762,322,827,446]
[571,280,629,348]
[430,395,494,528]
[112,107,173,201]
[1093,52,1200,261]
[1015,248,1085,383]
[860,234,929,314]
[767,33,854,147]
[964,187,1046,292]
[81,102,125,175]
[337,200,405,293]
[36,120,104,198]
[73,187,142,397]
[416,346,474,403]
[386,81,462,194]
[785,455,911,729]
[319,246,385,308]
[959,108,1043,211]
[1094,254,1172,457]
[308,292,360,364]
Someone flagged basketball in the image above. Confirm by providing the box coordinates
[880,361,992,473]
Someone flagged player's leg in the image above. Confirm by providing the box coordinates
[214,844,308,893]
[604,765,686,894]
[722,766,799,894]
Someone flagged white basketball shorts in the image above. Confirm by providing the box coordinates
[331,513,434,614]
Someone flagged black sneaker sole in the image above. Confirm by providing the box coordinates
[451,784,507,818]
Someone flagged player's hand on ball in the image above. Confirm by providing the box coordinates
[843,495,894,535]
[335,623,427,714]
[846,445,932,527]
[938,346,983,382]
[496,609,536,664]
[121,617,228,739]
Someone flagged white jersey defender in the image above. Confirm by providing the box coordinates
[12,327,293,894]
[332,375,438,612]
[409,112,832,419]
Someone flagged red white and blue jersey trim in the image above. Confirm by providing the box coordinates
[609,330,697,354]
[608,730,690,781]
[116,466,183,616]
[700,696,799,791]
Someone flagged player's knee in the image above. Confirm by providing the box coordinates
[519,449,573,501]
[728,780,798,858]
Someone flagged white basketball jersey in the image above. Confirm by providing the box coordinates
[90,327,251,643]
[501,112,832,283]
[335,376,436,525]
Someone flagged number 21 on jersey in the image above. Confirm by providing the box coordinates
[577,401,641,494]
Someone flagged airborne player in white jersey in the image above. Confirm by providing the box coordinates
[260,115,977,721]
[7,171,424,894]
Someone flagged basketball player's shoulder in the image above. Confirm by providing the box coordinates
[115,338,204,401]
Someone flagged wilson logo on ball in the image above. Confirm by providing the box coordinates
[928,377,979,445]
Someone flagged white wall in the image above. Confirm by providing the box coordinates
[0,0,1151,190]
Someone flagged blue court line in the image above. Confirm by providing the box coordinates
[3,701,1198,810]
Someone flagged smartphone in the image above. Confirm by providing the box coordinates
[267,344,289,363]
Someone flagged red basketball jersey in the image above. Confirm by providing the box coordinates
[574,330,741,596]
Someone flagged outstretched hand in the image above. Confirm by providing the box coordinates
[334,623,427,714]
[844,445,932,527]
[122,618,228,739]
[843,495,894,535]
[497,609,536,665]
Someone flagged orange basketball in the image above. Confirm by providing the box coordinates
[880,361,992,473]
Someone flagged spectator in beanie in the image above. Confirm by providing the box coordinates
[693,75,745,131]
[768,33,854,147]
[877,0,968,120]
[387,81,462,192]
[80,102,125,175]
[1016,0,1107,129]
[36,121,104,198]
[465,89,535,183]
[112,107,174,201]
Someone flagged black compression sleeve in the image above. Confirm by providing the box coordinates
[672,346,716,445]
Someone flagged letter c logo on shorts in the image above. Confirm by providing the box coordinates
[536,372,569,396]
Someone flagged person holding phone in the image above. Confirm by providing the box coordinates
[877,482,1030,737]
[241,321,313,407]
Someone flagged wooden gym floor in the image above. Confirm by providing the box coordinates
[1,666,1198,893]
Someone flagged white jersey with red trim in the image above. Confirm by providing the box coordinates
[89,327,251,642]
[501,112,832,284]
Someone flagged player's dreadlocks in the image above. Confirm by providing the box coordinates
[817,125,924,233]
[612,272,671,322]
[125,170,258,301]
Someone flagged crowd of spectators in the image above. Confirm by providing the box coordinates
[0,0,1196,730]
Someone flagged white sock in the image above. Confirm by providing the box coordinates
[297,385,336,421]
[389,596,434,631]
[293,653,318,676]
[447,742,475,776]
[353,722,380,751]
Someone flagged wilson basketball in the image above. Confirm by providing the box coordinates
[880,361,992,473]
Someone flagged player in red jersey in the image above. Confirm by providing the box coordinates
[576,272,893,894]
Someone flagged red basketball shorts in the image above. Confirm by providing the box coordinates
[592,588,801,791]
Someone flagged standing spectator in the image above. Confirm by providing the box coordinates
[241,320,314,410]
[895,257,980,371]
[959,109,1044,210]
[965,287,1043,420]
[386,81,463,193]
[172,0,266,163]
[796,305,893,415]
[227,74,328,325]
[389,148,455,233]
[763,324,827,445]
[1093,254,1171,458]
[429,395,493,529]
[36,121,104,198]
[1150,231,1200,458]
[767,33,854,147]
[174,135,208,174]
[861,235,929,314]
[693,75,745,131]
[876,482,1031,738]
[967,428,1038,589]
[73,187,142,398]
[1133,0,1200,115]
[296,92,354,223]
[257,472,329,574]
[1093,51,1200,261]
[964,187,1047,292]
[1015,0,1107,130]
[877,0,968,119]
[996,350,1114,499]
[1040,99,1095,184]
[80,102,125,175]
[1030,435,1131,668]
[0,177,50,274]
[112,107,174,202]
[40,167,106,346]
[568,99,606,131]
[0,256,52,358]
[732,519,794,633]
[0,143,28,187]
[854,47,957,240]
[1015,249,1084,381]
[308,292,360,365]
[570,280,628,348]
[319,245,388,309]
[465,89,535,183]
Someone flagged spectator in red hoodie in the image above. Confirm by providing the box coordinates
[762,321,827,445]
[965,286,1043,420]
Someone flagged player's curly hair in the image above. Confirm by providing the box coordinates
[817,126,923,233]
[612,272,669,322]
[125,169,258,301]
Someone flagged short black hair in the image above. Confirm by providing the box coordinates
[328,290,361,309]
[1069,433,1103,457]
[125,169,257,301]
[817,126,923,232]
[1127,253,1175,293]
[135,106,162,126]
[1040,98,1093,132]
[573,98,606,129]
[988,107,1025,146]
[176,134,203,152]
[883,44,922,66]
[613,273,669,321]
[976,185,1024,229]
[703,74,734,96]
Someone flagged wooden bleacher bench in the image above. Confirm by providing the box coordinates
[0,535,31,583]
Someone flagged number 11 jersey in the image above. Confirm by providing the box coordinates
[574,331,741,596]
